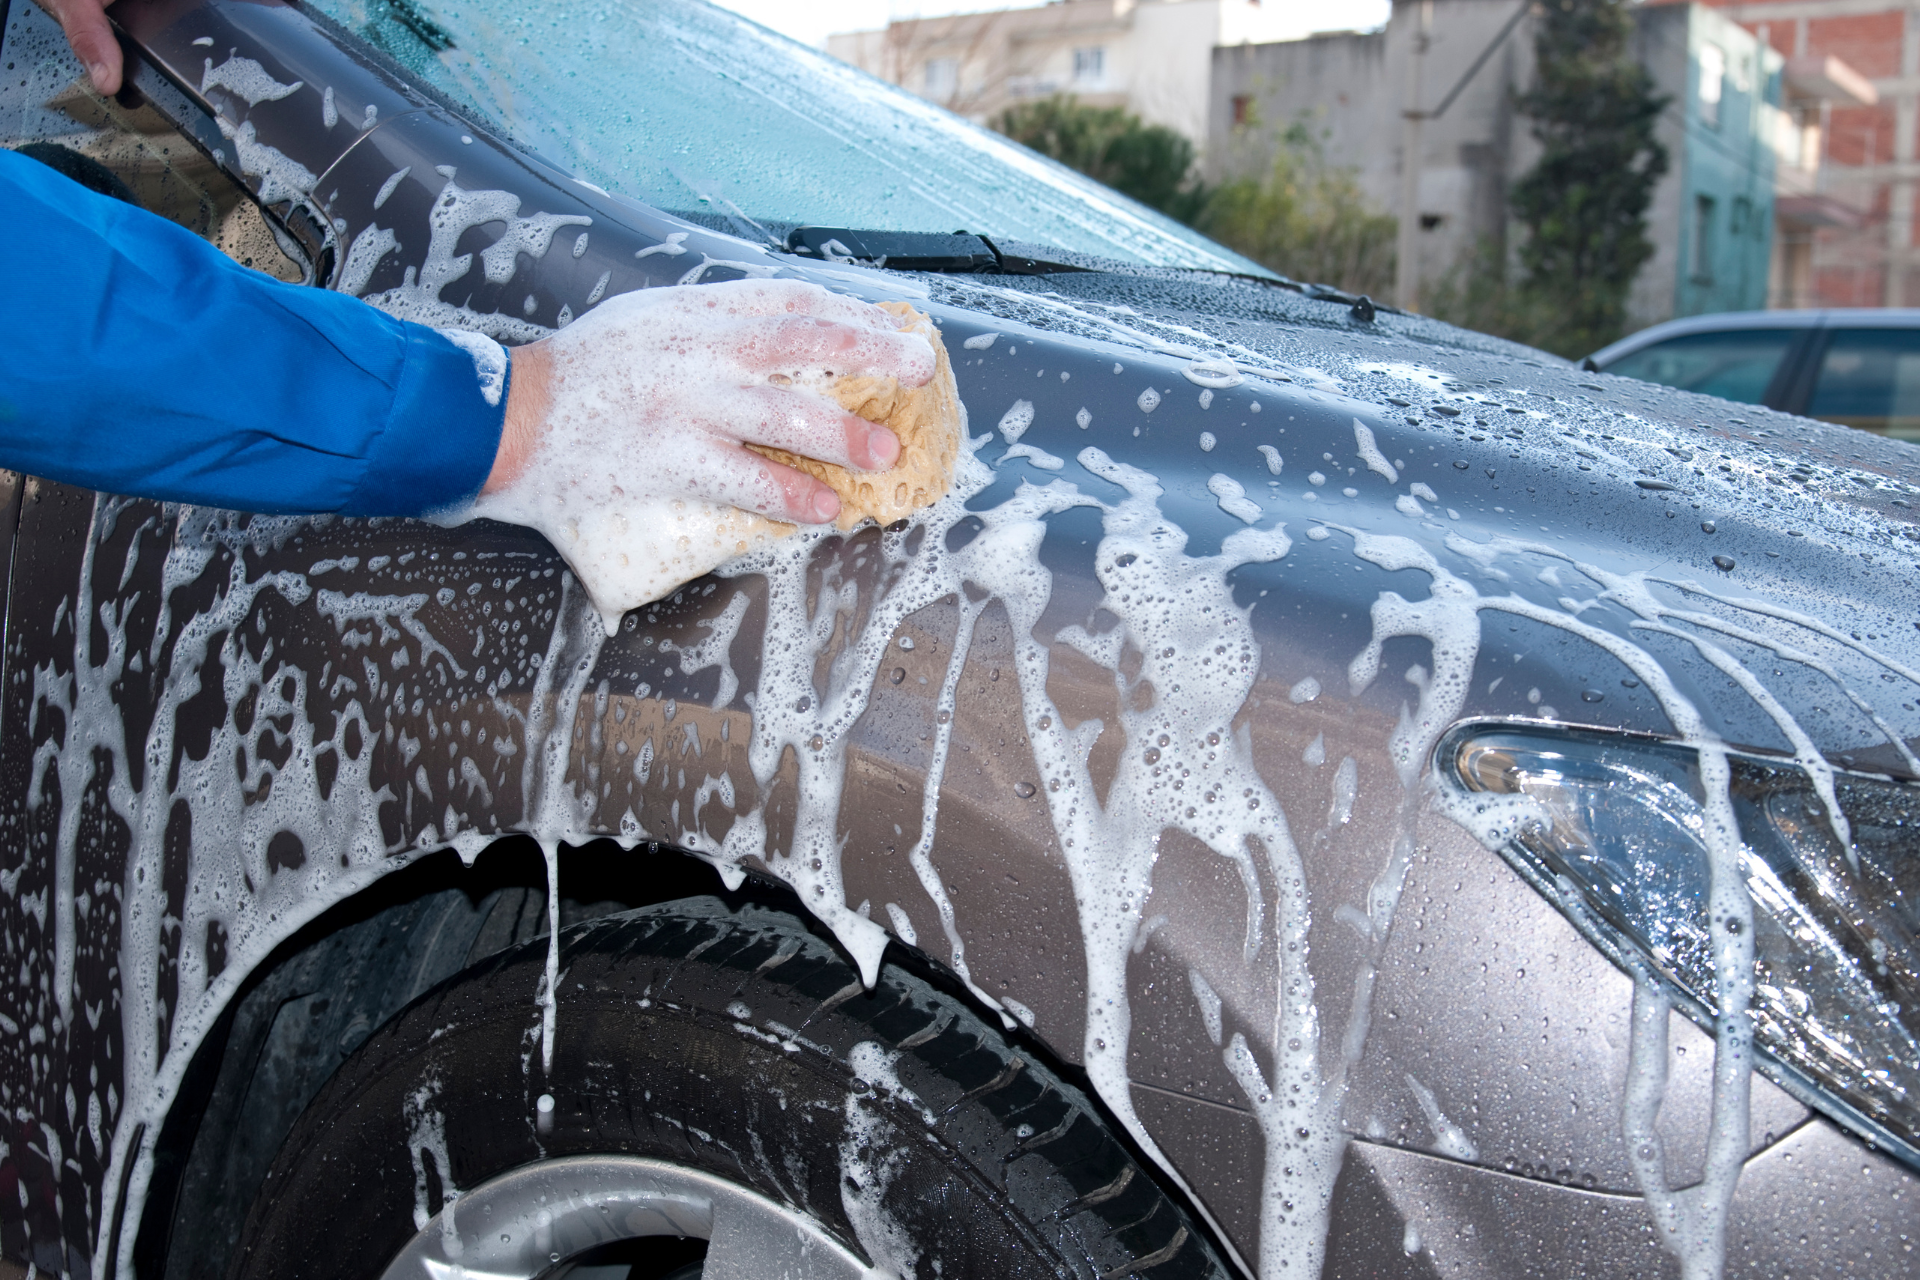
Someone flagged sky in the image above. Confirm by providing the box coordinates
[707,0,1392,51]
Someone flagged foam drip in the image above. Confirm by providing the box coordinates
[1364,529,1764,1279]
[2,494,615,1279]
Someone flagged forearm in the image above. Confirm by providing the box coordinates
[0,150,504,516]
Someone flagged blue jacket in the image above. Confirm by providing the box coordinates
[0,148,504,516]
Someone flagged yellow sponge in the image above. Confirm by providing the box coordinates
[749,301,964,530]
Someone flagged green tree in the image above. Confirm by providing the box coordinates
[1503,0,1669,355]
[1202,121,1397,298]
[994,95,1209,224]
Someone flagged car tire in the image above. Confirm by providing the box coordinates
[228,895,1229,1280]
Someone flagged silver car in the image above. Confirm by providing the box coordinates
[0,2,1917,1279]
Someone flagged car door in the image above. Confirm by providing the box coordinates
[1795,324,1920,440]
[1591,325,1817,409]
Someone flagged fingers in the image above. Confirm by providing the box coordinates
[680,440,842,525]
[733,316,936,388]
[722,386,900,471]
[45,0,120,95]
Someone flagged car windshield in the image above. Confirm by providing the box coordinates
[303,0,1270,276]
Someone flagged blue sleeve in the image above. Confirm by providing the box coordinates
[0,148,505,516]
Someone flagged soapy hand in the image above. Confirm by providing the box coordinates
[471,279,937,631]
[37,0,121,95]
[484,279,924,521]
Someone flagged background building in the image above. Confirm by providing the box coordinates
[1665,0,1906,308]
[827,0,1290,145]
[1208,1,1818,325]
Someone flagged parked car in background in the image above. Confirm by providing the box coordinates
[1587,308,1920,440]
[2,2,1919,1280]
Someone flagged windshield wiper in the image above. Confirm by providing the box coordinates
[784,227,1089,276]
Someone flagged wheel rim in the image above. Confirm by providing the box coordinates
[378,1155,870,1280]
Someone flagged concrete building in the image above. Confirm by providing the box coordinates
[1208,1,1533,311]
[1665,1,1906,309]
[826,0,1292,145]
[1209,1,1815,327]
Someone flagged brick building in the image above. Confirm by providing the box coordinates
[1665,0,1919,307]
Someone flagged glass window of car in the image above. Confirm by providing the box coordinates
[1807,328,1920,440]
[302,0,1269,275]
[1599,329,1798,404]
[0,1,304,281]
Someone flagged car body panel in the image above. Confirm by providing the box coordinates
[1,1,1918,1277]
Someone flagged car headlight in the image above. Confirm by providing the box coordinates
[1441,721,1920,1168]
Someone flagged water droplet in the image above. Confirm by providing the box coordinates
[1580,689,1604,703]
[1144,748,1161,764]
[536,1093,555,1113]
[1014,781,1037,798]
[890,667,905,684]
[898,636,915,650]
[810,734,825,751]
[1701,521,1717,533]
[1038,715,1052,730]
[1712,555,1736,572]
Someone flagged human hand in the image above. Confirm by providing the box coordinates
[471,279,935,631]
[35,0,121,96]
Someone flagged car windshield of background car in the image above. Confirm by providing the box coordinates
[1599,328,1797,404]
[1807,328,1920,441]
[303,0,1270,276]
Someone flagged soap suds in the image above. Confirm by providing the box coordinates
[1207,473,1262,524]
[1188,968,1223,1045]
[200,54,301,106]
[997,399,1034,443]
[1405,1073,1477,1161]
[1352,419,1398,483]
[840,1042,928,1278]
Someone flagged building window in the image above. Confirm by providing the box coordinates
[1072,46,1105,84]
[1699,43,1725,130]
[1732,195,1752,236]
[923,57,958,100]
[1231,94,1253,127]
[1692,194,1716,283]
